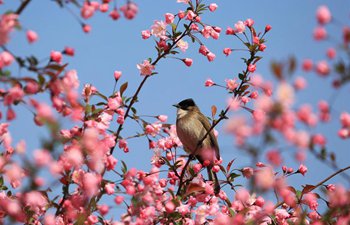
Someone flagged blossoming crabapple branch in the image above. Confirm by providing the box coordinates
[109,22,194,155]
[275,165,350,208]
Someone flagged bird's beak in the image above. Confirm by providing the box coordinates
[172,104,179,108]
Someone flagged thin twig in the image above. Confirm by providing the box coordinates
[15,0,32,15]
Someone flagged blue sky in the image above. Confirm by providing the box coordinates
[1,0,350,217]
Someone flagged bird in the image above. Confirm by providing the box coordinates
[173,98,220,193]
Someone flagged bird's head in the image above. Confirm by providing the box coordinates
[173,98,199,118]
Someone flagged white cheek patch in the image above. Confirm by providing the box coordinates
[177,108,187,119]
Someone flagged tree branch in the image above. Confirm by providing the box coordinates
[15,0,32,15]
[275,165,350,208]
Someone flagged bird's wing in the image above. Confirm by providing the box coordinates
[197,112,220,160]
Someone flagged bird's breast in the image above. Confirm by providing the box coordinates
[176,116,211,154]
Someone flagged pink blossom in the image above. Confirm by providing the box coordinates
[259,44,267,51]
[105,155,117,170]
[114,70,122,80]
[141,30,151,39]
[120,2,138,20]
[176,39,188,52]
[340,112,350,127]
[234,20,245,33]
[223,48,232,56]
[26,30,38,43]
[108,96,122,110]
[242,167,254,178]
[315,60,329,76]
[255,167,274,189]
[266,149,282,166]
[63,46,75,56]
[303,193,319,210]
[245,18,254,27]
[6,107,16,121]
[0,51,14,69]
[225,78,238,91]
[308,211,321,221]
[312,134,326,146]
[81,3,95,19]
[249,91,258,99]
[3,86,24,106]
[137,60,155,76]
[82,172,100,197]
[206,52,216,62]
[276,81,294,105]
[190,23,199,31]
[98,204,109,216]
[178,10,185,19]
[226,27,235,35]
[82,24,92,33]
[275,208,290,221]
[253,36,260,45]
[87,215,98,224]
[209,3,218,12]
[298,164,308,175]
[99,3,109,12]
[199,45,209,56]
[0,13,18,45]
[177,0,190,3]
[186,10,196,20]
[165,201,175,213]
[265,24,272,32]
[205,78,215,87]
[151,20,167,38]
[302,59,313,71]
[104,182,115,195]
[248,64,256,73]
[313,26,327,40]
[50,51,62,63]
[165,13,175,24]
[326,184,336,191]
[33,149,52,167]
[109,9,120,20]
[181,58,193,67]
[338,128,349,139]
[326,47,336,59]
[24,191,48,213]
[316,5,331,25]
[5,163,25,188]
[294,76,307,90]
[114,195,124,205]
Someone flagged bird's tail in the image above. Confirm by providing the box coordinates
[207,166,220,194]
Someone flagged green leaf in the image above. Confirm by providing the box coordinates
[171,23,177,33]
[38,74,46,86]
[228,172,240,182]
[121,160,128,174]
[302,184,315,194]
[131,107,137,115]
[238,73,245,80]
[95,91,108,101]
[120,82,128,96]
[226,159,235,174]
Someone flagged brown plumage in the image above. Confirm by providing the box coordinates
[174,98,220,193]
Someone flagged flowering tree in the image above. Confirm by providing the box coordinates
[0,0,350,224]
